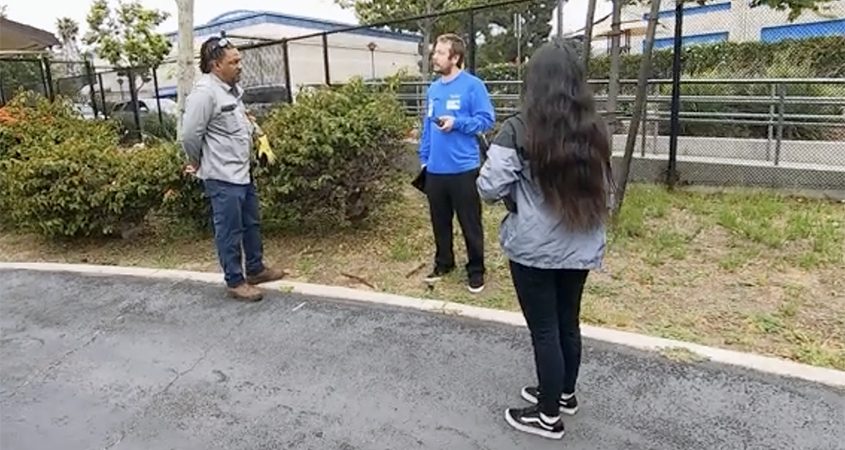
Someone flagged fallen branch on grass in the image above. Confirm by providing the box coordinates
[341,272,377,290]
[405,263,427,279]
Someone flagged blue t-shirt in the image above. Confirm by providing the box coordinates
[419,71,495,174]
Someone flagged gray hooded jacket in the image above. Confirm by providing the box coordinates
[476,114,611,270]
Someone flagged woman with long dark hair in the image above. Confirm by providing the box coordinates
[477,38,613,440]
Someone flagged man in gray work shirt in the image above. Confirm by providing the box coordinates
[182,36,284,302]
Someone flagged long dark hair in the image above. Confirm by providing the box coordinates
[521,38,611,231]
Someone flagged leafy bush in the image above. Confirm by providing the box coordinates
[0,92,119,161]
[1,139,180,238]
[159,169,211,232]
[113,111,177,145]
[479,36,843,82]
[0,91,187,237]
[586,36,844,81]
[257,78,412,231]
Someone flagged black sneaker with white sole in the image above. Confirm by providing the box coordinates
[504,404,565,440]
[468,274,485,293]
[521,386,579,415]
[424,267,453,283]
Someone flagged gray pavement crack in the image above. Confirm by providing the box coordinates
[99,313,247,449]
[160,345,213,395]
[4,321,114,400]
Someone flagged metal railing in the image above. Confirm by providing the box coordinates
[305,78,844,168]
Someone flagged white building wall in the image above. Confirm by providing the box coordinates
[173,21,419,90]
[94,16,420,102]
[592,0,845,55]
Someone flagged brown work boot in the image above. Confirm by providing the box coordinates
[227,283,264,302]
[247,267,287,285]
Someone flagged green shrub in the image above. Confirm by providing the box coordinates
[158,169,211,232]
[586,36,844,81]
[0,91,187,237]
[1,139,180,238]
[0,92,121,224]
[113,111,177,145]
[0,91,119,161]
[257,78,412,231]
[479,36,843,82]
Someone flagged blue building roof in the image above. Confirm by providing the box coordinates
[165,10,420,43]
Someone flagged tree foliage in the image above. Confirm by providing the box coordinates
[83,0,171,68]
[335,0,557,72]
[750,0,836,21]
[475,1,556,67]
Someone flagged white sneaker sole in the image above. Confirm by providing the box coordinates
[504,409,565,440]
[468,284,485,294]
[520,389,579,416]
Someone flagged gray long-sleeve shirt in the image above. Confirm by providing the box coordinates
[181,74,255,185]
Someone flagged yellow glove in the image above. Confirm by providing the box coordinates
[256,134,276,166]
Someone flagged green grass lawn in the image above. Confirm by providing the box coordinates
[2,183,843,370]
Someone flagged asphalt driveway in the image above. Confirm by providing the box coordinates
[1,269,843,449]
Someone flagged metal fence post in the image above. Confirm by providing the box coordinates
[152,67,164,126]
[766,83,776,161]
[651,82,659,154]
[667,0,684,189]
[774,83,785,166]
[468,10,477,74]
[42,57,54,101]
[322,33,331,86]
[0,69,6,106]
[37,59,48,98]
[84,60,99,118]
[641,82,649,156]
[98,73,108,119]
[282,39,293,103]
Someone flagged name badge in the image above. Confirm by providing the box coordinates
[428,101,434,118]
[446,99,461,110]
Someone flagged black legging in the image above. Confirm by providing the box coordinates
[509,260,588,416]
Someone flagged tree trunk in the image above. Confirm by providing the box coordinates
[606,0,623,131]
[583,0,598,72]
[419,0,435,81]
[421,24,433,80]
[612,0,661,215]
[175,0,194,140]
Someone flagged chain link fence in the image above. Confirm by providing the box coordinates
[1,0,842,192]
[599,0,845,191]
[0,57,177,144]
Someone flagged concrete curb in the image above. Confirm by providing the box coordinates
[2,262,843,389]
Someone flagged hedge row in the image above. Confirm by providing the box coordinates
[477,36,845,81]
[0,80,412,239]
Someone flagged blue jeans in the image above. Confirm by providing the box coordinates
[204,179,265,288]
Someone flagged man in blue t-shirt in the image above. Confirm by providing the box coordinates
[419,33,495,293]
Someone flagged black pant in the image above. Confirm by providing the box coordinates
[509,261,589,416]
[425,169,484,277]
